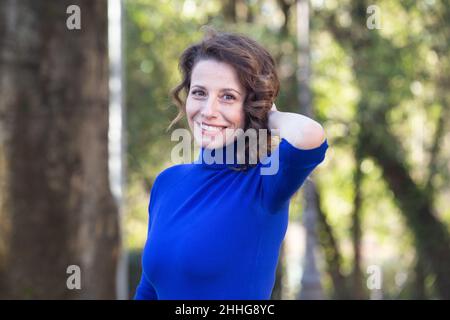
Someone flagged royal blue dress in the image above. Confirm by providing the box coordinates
[134,137,329,299]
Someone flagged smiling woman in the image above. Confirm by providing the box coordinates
[168,26,281,167]
[134,27,328,300]
[186,59,246,149]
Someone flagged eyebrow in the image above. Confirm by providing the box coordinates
[191,84,242,96]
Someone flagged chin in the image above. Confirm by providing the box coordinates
[195,136,227,149]
[192,122,237,149]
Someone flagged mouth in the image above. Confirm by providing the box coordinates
[195,121,228,136]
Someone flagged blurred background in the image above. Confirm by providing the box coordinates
[0,0,449,299]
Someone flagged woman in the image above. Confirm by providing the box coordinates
[134,28,328,300]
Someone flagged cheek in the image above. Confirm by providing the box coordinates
[185,98,198,121]
[218,102,244,127]
[229,105,245,128]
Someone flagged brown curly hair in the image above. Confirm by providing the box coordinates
[167,26,280,170]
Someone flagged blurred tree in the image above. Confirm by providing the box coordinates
[316,0,450,299]
[316,188,352,299]
[0,0,119,298]
[350,142,365,298]
[296,0,324,300]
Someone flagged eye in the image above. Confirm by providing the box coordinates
[222,94,236,101]
[191,89,206,97]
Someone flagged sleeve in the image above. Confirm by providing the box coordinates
[260,137,329,212]
[133,178,160,300]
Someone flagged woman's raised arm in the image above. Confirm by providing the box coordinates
[268,104,326,150]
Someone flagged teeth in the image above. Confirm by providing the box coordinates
[199,123,224,132]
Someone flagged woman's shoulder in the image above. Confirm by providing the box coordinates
[153,163,194,188]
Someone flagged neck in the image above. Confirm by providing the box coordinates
[196,139,243,169]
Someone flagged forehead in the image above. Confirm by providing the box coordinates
[191,59,243,91]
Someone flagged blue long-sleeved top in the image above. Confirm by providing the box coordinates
[134,137,329,300]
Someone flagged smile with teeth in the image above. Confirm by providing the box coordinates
[197,122,227,135]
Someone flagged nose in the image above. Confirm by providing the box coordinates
[201,96,219,118]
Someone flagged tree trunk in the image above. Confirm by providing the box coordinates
[221,0,237,23]
[315,189,352,299]
[296,0,324,300]
[0,0,120,299]
[350,138,365,299]
[413,257,427,299]
[360,123,450,299]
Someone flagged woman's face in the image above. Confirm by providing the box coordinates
[186,59,246,149]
